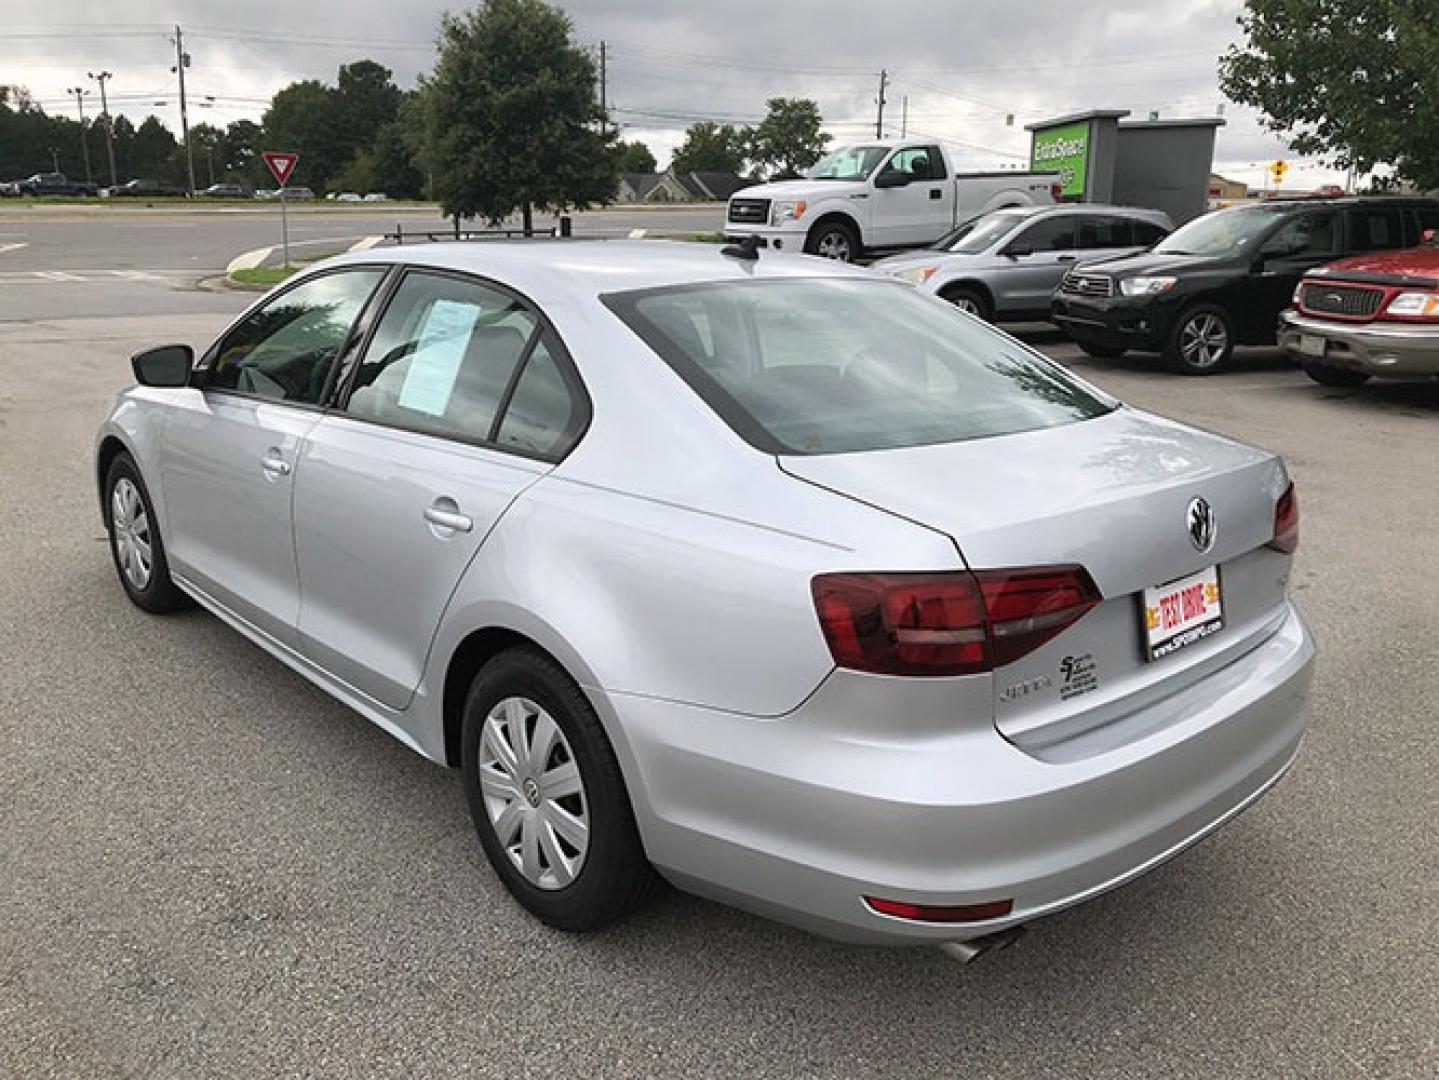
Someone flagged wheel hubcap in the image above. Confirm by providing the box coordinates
[479,697,589,890]
[110,478,152,591]
[816,231,851,261]
[1180,314,1228,367]
[952,296,980,315]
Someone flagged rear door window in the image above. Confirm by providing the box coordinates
[1266,211,1339,258]
[1017,215,1080,252]
[1345,208,1405,253]
[1077,216,1134,249]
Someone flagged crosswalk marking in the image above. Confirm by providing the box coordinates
[0,242,29,255]
[0,269,191,285]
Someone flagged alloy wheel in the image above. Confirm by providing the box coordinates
[951,295,981,315]
[1179,313,1228,369]
[478,696,589,890]
[111,477,153,591]
[815,230,852,261]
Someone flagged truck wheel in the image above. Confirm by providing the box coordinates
[805,219,860,262]
[1165,304,1235,375]
[1302,361,1370,387]
[939,285,992,321]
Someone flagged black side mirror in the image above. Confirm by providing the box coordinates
[874,171,911,189]
[131,344,194,388]
[1005,242,1034,258]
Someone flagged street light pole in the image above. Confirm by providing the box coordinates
[88,70,118,188]
[66,87,93,185]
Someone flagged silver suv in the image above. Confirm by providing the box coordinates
[872,204,1172,321]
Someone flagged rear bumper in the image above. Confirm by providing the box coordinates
[607,604,1314,944]
[1278,309,1439,376]
[1051,292,1177,352]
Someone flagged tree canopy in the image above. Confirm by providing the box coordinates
[670,122,747,174]
[747,98,829,180]
[1219,0,1439,188]
[420,0,618,226]
[615,139,657,174]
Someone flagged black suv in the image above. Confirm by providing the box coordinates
[1051,197,1439,373]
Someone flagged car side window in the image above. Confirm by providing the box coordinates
[1133,220,1169,246]
[1017,215,1079,252]
[494,339,586,459]
[208,270,383,404]
[1346,208,1404,253]
[1078,216,1133,249]
[880,148,933,181]
[1266,212,1339,258]
[344,271,540,445]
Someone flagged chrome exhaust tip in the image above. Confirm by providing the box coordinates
[937,926,1026,965]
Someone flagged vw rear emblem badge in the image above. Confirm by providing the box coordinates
[1186,497,1216,553]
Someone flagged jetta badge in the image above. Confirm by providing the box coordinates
[1186,497,1216,553]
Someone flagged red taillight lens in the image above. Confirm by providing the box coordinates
[1271,482,1299,553]
[865,896,1014,923]
[812,566,1101,677]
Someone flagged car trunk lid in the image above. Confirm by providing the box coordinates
[780,408,1293,749]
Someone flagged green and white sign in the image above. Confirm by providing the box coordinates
[1031,121,1090,198]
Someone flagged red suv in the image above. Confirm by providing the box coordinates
[1280,232,1439,386]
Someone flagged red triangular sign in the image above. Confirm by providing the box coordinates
[262,151,299,186]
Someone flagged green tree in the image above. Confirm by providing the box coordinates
[220,119,263,184]
[419,0,618,229]
[747,98,829,180]
[615,139,656,174]
[261,79,341,190]
[189,122,225,187]
[332,60,402,164]
[129,116,180,183]
[669,122,746,174]
[1220,0,1439,188]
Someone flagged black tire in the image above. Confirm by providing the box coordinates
[1302,361,1371,387]
[103,452,191,614]
[461,647,658,932]
[940,285,993,322]
[804,218,861,262]
[1164,303,1236,375]
[1078,341,1127,359]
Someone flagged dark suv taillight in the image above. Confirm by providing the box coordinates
[1270,482,1299,553]
[812,566,1101,677]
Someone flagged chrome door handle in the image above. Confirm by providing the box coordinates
[261,455,291,477]
[424,501,473,533]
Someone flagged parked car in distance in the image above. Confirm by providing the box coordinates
[16,172,98,197]
[725,139,1059,261]
[96,241,1314,957]
[199,182,254,198]
[280,186,316,200]
[103,178,188,198]
[1051,196,1439,373]
[1279,237,1439,385]
[872,204,1171,321]
[0,180,19,197]
[335,192,363,202]
[362,192,390,202]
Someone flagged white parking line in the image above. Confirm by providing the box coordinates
[0,242,29,255]
[37,271,87,282]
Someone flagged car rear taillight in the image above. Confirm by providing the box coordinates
[1270,482,1299,553]
[811,566,1101,677]
[1051,183,1063,200]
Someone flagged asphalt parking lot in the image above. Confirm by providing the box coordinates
[2,223,1436,1078]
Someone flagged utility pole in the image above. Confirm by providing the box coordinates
[49,146,59,172]
[88,70,118,187]
[875,69,888,139]
[66,87,93,185]
[900,94,908,138]
[599,41,608,135]
[171,25,196,196]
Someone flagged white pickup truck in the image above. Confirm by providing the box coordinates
[724,140,1061,261]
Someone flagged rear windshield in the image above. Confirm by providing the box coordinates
[604,278,1115,455]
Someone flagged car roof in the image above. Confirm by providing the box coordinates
[323,239,872,306]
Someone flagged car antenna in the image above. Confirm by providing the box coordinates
[721,234,761,261]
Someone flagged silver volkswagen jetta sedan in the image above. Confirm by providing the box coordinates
[96,241,1313,956]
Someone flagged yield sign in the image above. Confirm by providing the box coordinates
[262,151,299,186]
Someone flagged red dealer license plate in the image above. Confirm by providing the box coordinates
[1143,566,1223,661]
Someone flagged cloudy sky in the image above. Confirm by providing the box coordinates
[6,0,1347,187]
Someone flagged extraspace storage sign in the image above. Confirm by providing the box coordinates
[1031,122,1090,199]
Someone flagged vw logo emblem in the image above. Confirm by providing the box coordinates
[1186,497,1216,553]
